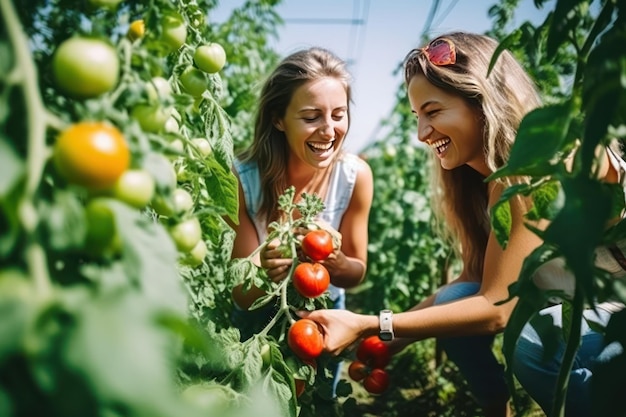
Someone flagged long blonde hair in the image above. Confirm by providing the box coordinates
[403,32,541,279]
[237,47,352,224]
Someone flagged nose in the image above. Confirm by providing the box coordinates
[318,121,334,139]
[418,120,433,143]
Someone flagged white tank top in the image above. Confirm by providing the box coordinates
[234,152,361,300]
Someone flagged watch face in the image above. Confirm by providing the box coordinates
[379,331,393,341]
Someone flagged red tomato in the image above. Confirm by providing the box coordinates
[287,319,324,361]
[363,368,390,395]
[348,360,368,382]
[292,262,330,298]
[301,229,333,261]
[356,335,391,368]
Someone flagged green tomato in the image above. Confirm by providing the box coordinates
[182,383,231,412]
[160,14,187,51]
[52,37,119,99]
[180,239,207,267]
[152,188,194,217]
[84,198,121,257]
[87,0,122,9]
[146,76,172,101]
[179,67,208,97]
[190,138,212,158]
[164,116,179,133]
[112,169,155,209]
[193,43,226,73]
[169,217,202,252]
[131,104,172,133]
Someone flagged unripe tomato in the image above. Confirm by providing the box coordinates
[84,198,121,256]
[164,116,179,133]
[127,19,145,42]
[112,169,155,209]
[363,368,390,395]
[348,360,368,382]
[356,335,391,369]
[181,383,231,412]
[292,262,330,298]
[131,104,172,133]
[180,67,208,97]
[145,76,171,101]
[53,122,130,189]
[87,0,122,9]
[151,188,194,217]
[287,319,324,361]
[169,217,202,252]
[160,14,187,51]
[193,43,226,73]
[301,230,333,261]
[190,138,212,158]
[52,37,119,99]
[180,239,207,267]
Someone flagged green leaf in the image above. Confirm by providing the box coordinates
[204,156,239,222]
[488,103,573,181]
[491,198,512,248]
[0,138,24,197]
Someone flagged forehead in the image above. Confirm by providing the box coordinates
[407,73,453,106]
[289,77,348,107]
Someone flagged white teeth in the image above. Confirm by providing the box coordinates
[308,141,334,151]
[429,138,450,154]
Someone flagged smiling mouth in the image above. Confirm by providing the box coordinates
[307,140,335,153]
[430,138,451,155]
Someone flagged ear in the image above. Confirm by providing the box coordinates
[273,117,285,132]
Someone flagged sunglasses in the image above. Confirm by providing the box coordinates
[422,38,456,66]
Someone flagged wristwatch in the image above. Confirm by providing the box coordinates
[379,309,394,341]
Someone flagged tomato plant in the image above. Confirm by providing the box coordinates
[52,37,119,98]
[131,104,172,133]
[292,262,330,298]
[363,368,390,395]
[287,319,324,361]
[193,43,226,73]
[356,335,391,368]
[301,229,333,261]
[53,121,130,189]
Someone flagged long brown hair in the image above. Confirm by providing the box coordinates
[403,32,541,280]
[237,47,352,224]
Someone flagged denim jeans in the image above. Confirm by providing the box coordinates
[513,303,615,417]
[433,282,511,409]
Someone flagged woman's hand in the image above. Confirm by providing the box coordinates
[260,238,294,282]
[298,309,371,355]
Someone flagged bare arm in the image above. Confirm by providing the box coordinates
[303,183,544,355]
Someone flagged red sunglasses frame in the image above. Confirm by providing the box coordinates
[422,38,456,66]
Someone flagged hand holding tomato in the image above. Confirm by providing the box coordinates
[260,238,293,282]
[287,319,324,361]
[296,308,365,356]
[301,230,333,262]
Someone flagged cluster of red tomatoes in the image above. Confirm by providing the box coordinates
[287,229,333,362]
[48,8,227,266]
[348,336,391,395]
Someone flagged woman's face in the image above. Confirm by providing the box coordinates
[408,73,487,175]
[275,77,348,169]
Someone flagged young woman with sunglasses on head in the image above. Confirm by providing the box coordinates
[228,47,374,391]
[301,32,625,417]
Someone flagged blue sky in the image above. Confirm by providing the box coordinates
[213,1,553,153]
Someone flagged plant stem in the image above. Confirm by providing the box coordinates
[1,0,53,298]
